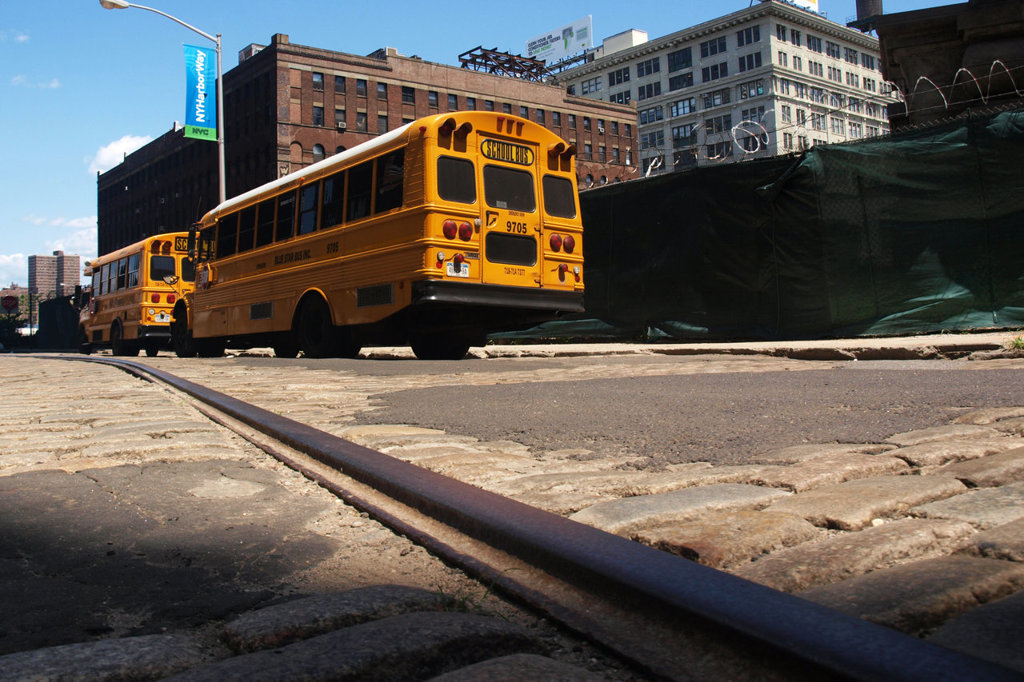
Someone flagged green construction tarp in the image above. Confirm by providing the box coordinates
[509,107,1024,341]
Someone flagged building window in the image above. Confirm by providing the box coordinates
[608,67,630,86]
[581,76,603,94]
[356,79,367,96]
[812,113,826,131]
[502,102,512,113]
[448,93,457,108]
[793,55,803,71]
[428,90,439,107]
[705,113,732,134]
[485,100,494,111]
[583,143,592,160]
[378,114,388,134]
[377,82,387,98]
[639,106,663,124]
[700,36,727,58]
[536,109,545,124]
[637,57,660,78]
[738,52,762,72]
[402,86,415,104]
[611,121,619,134]
[335,108,346,127]
[637,82,661,101]
[830,116,846,135]
[312,72,324,90]
[862,53,876,70]
[566,84,575,95]
[612,147,620,162]
[737,26,761,46]
[670,97,695,117]
[519,105,528,118]
[312,144,325,162]
[844,48,858,64]
[312,105,324,127]
[568,114,576,129]
[791,30,801,46]
[669,73,693,91]
[846,72,859,87]
[807,35,822,53]
[552,111,561,126]
[809,61,824,77]
[583,116,592,131]
[828,66,842,82]
[702,88,731,109]
[776,24,787,41]
[738,79,764,99]
[466,96,476,110]
[778,51,788,67]
[706,141,733,159]
[356,111,367,131]
[667,48,692,72]
[741,105,765,122]
[701,62,728,82]
[825,41,841,59]
[849,122,863,138]
[796,109,807,125]
[783,132,794,150]
[777,78,791,95]
[610,90,630,104]
[640,130,664,150]
[781,105,792,123]
[335,75,346,93]
[672,123,695,147]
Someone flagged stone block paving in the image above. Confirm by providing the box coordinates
[127,354,1024,675]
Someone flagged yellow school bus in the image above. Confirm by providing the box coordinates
[79,233,195,356]
[173,111,584,359]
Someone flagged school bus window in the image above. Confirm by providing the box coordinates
[484,166,536,212]
[321,171,344,229]
[199,227,216,261]
[127,253,140,288]
[216,213,238,259]
[276,191,296,241]
[151,255,176,281]
[298,183,319,235]
[486,232,538,266]
[255,198,275,248]
[348,161,373,221]
[542,175,577,219]
[375,149,404,214]
[237,205,257,253]
[437,156,476,204]
[103,262,114,294]
[117,257,128,290]
[181,256,196,283]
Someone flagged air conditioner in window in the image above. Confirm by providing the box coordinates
[598,126,605,134]
[336,122,347,130]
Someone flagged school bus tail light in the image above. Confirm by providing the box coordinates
[558,263,569,282]
[549,234,562,252]
[443,220,458,240]
[563,235,576,254]
[453,253,466,269]
[152,293,161,303]
[458,222,473,241]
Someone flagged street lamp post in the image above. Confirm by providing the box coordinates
[98,0,226,204]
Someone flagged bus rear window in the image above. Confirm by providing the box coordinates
[438,156,476,204]
[542,175,577,218]
[150,255,176,281]
[484,166,535,212]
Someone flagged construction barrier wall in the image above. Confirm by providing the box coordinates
[525,107,1024,341]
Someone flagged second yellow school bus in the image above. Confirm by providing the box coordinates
[79,233,195,356]
[173,111,584,359]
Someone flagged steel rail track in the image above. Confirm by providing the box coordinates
[68,356,1019,681]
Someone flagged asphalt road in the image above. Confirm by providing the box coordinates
[354,357,1024,466]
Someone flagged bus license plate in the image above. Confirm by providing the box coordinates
[154,312,171,323]
[446,262,469,278]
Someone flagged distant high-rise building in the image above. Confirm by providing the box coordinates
[28,251,80,298]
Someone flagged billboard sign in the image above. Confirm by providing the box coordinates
[791,0,819,11]
[184,44,217,141]
[526,16,593,64]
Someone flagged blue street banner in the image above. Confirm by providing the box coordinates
[184,44,216,141]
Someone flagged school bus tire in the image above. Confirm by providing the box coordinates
[273,335,300,358]
[296,295,336,359]
[110,322,139,357]
[78,326,92,355]
[171,304,198,358]
[410,332,471,361]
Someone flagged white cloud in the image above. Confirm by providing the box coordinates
[0,30,30,43]
[9,74,60,89]
[21,215,97,229]
[47,228,98,259]
[88,135,153,174]
[0,254,27,289]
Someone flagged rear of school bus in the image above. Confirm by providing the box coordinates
[405,112,584,357]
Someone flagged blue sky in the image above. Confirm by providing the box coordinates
[1,0,952,287]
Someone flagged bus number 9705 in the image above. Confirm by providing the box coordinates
[506,221,528,234]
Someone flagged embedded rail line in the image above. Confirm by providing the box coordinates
[71,355,1019,681]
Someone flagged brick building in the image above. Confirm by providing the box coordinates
[28,251,80,298]
[97,34,638,255]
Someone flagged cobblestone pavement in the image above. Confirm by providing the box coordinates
[2,337,1023,678]
[0,356,632,680]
